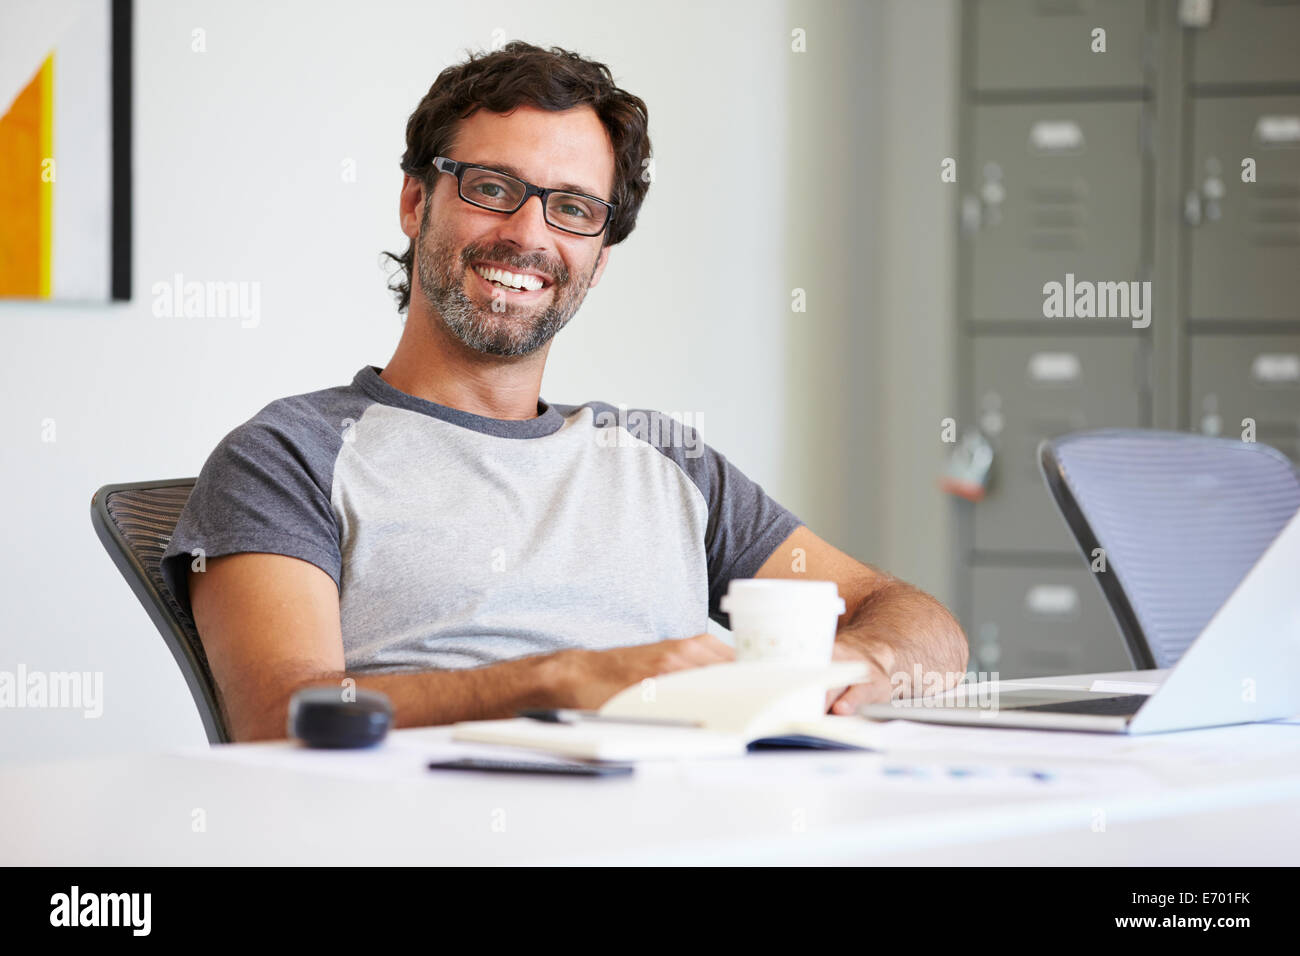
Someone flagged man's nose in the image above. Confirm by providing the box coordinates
[495,194,554,251]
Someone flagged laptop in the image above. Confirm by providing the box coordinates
[859,448,1300,735]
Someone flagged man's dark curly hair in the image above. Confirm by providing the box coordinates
[381,41,653,313]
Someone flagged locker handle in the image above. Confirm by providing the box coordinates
[1025,585,1079,617]
[1251,354,1300,384]
[1028,351,1081,383]
[1255,116,1300,147]
[1029,121,1084,154]
[1178,0,1213,29]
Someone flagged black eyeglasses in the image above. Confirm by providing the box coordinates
[431,156,616,237]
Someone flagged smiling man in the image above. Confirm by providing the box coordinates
[159,42,967,742]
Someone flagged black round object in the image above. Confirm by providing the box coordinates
[288,687,393,748]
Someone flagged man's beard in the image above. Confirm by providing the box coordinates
[414,203,592,357]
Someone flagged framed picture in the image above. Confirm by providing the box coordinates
[0,0,131,302]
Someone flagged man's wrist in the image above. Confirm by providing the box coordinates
[837,631,897,679]
[530,648,581,709]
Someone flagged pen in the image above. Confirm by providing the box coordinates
[518,708,703,728]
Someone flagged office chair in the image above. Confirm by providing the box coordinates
[1039,430,1300,671]
[91,478,231,744]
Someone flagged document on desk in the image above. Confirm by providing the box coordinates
[183,717,1300,785]
[672,750,1166,794]
[451,718,748,761]
[864,719,1300,769]
[183,731,579,781]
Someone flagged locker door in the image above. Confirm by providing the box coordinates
[1187,95,1300,321]
[969,566,1132,678]
[1189,334,1300,462]
[972,336,1146,553]
[1188,0,1300,86]
[971,0,1149,93]
[968,102,1148,321]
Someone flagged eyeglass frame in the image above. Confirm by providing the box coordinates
[430,156,617,238]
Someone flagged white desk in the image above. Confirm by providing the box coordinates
[3,670,1299,865]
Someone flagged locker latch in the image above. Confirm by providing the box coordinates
[940,428,995,502]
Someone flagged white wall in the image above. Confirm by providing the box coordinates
[782,0,959,601]
[875,0,960,601]
[0,0,958,762]
[782,0,886,566]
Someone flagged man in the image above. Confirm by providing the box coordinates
[160,42,967,742]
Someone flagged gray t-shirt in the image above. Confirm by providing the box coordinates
[159,365,803,673]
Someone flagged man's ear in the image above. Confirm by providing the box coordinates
[400,174,426,241]
[588,244,612,289]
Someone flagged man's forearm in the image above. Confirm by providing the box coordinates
[247,651,570,741]
[835,579,969,697]
[350,652,570,728]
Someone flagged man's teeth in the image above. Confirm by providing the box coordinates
[473,265,544,292]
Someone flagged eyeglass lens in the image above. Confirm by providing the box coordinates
[459,167,609,235]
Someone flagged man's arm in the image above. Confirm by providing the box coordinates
[189,553,733,741]
[752,525,969,712]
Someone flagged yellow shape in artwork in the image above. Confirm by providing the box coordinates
[0,52,55,298]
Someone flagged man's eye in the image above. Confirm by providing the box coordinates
[476,183,504,199]
[558,202,590,218]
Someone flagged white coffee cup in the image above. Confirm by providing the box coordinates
[719,579,846,665]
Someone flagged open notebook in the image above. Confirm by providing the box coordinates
[450,660,882,761]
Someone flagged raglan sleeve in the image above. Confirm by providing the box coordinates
[693,436,804,628]
[158,406,342,621]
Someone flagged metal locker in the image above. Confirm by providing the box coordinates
[971,0,1150,93]
[1187,0,1300,87]
[1187,95,1300,321]
[969,565,1132,679]
[967,102,1148,321]
[1189,334,1300,462]
[972,336,1146,553]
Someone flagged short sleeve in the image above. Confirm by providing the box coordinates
[695,440,803,627]
[159,409,343,620]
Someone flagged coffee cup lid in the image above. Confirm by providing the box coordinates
[719,578,845,614]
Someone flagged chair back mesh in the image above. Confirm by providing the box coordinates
[1048,431,1300,669]
[93,480,229,743]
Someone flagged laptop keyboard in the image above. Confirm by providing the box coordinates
[1013,694,1149,716]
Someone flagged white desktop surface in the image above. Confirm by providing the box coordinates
[3,670,1298,865]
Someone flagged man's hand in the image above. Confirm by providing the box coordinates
[754,525,970,716]
[551,634,735,710]
[825,640,894,715]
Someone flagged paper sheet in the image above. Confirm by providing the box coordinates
[862,717,1300,769]
[177,715,1300,785]
[672,750,1166,794]
[181,729,583,781]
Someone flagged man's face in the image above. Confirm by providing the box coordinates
[410,104,615,357]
